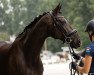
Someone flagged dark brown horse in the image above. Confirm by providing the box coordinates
[0,4,81,75]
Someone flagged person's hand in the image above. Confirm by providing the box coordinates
[70,62,78,70]
[72,52,81,60]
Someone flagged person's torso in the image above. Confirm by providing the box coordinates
[85,41,94,73]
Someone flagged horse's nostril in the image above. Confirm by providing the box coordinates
[78,39,81,43]
[79,41,81,44]
[78,40,81,46]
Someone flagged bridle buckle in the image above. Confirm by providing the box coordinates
[66,37,72,44]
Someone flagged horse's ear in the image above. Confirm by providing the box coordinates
[52,3,62,16]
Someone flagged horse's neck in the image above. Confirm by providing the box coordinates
[23,21,48,61]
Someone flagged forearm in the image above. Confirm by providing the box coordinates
[77,66,89,74]
[77,56,92,74]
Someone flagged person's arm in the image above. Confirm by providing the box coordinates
[80,57,85,63]
[77,55,92,74]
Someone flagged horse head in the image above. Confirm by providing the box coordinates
[42,4,81,49]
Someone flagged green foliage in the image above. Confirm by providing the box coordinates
[0,32,9,41]
[46,37,64,53]
[0,0,94,52]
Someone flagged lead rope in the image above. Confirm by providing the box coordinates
[66,39,79,75]
[67,42,76,75]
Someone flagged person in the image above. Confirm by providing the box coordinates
[71,19,94,75]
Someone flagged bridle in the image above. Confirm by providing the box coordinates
[49,12,77,43]
[49,12,80,75]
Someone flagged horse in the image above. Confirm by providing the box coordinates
[0,4,81,75]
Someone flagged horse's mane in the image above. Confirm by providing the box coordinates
[17,12,47,38]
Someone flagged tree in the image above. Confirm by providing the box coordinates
[0,0,27,35]
[0,0,94,52]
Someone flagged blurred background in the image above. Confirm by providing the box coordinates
[0,0,94,75]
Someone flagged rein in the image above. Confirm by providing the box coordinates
[49,12,80,75]
[67,41,80,75]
